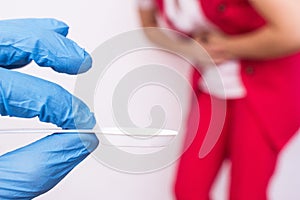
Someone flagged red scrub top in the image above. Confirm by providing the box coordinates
[155,0,300,151]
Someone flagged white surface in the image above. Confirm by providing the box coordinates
[0,1,300,200]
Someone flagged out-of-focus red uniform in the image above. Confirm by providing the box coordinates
[154,0,300,199]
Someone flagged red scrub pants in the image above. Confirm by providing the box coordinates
[174,92,279,200]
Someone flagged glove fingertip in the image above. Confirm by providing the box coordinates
[77,51,93,74]
[58,95,96,130]
[78,112,96,130]
[54,51,92,75]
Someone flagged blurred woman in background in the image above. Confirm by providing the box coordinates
[138,0,300,199]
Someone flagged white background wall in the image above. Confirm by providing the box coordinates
[0,1,300,199]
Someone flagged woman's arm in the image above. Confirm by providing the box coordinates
[138,6,212,68]
[205,0,300,60]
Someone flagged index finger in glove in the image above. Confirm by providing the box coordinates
[0,67,95,129]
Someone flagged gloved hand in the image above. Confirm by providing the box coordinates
[0,18,95,129]
[0,18,99,199]
[0,18,92,74]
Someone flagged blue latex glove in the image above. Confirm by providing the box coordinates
[0,18,92,74]
[0,18,95,128]
[0,18,99,199]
